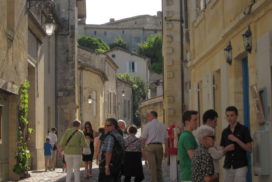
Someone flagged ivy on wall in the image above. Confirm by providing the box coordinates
[13,81,33,177]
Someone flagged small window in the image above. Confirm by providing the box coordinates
[112,54,116,58]
[129,62,136,72]
[92,91,96,116]
[104,31,107,36]
[154,30,157,33]
[134,21,137,24]
[122,30,125,34]
[94,31,96,35]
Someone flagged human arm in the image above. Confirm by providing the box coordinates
[228,134,252,152]
[204,174,219,182]
[187,149,195,159]
[104,151,112,175]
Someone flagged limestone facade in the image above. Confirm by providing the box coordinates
[106,47,150,85]
[182,0,272,181]
[162,0,183,127]
[78,47,107,130]
[116,78,133,125]
[0,0,28,181]
[78,13,162,51]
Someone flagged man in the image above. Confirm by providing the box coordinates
[178,110,198,182]
[48,128,58,170]
[220,106,252,182]
[118,119,127,136]
[99,118,125,182]
[202,109,234,179]
[59,120,87,182]
[141,111,168,182]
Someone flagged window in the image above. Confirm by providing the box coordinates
[129,62,136,72]
[122,30,125,34]
[92,91,96,116]
[111,54,115,58]
[94,31,96,35]
[123,100,127,118]
[104,31,107,36]
[0,106,2,143]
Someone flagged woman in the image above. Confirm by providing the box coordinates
[192,125,218,182]
[123,125,144,182]
[82,121,95,178]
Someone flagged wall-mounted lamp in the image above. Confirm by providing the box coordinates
[242,27,252,53]
[88,95,93,104]
[27,0,56,36]
[224,42,232,65]
[122,90,125,97]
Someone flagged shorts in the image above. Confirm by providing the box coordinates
[82,154,92,162]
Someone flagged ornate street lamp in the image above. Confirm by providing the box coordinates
[224,42,232,65]
[242,27,252,53]
[122,90,125,97]
[27,0,56,36]
[88,95,93,104]
[44,15,56,36]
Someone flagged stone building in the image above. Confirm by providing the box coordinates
[78,13,162,51]
[106,47,150,86]
[77,47,107,131]
[55,0,86,135]
[116,78,133,125]
[163,0,272,181]
[0,0,28,180]
[0,0,62,180]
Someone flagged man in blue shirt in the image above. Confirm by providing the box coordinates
[44,137,52,171]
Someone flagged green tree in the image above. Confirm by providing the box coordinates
[109,37,128,50]
[137,35,163,74]
[117,73,147,125]
[78,36,110,53]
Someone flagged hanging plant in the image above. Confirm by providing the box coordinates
[13,81,33,178]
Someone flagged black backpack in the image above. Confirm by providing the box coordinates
[100,133,125,175]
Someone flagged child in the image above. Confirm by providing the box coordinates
[44,137,52,171]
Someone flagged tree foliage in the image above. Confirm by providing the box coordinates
[109,37,128,50]
[117,73,147,125]
[137,35,163,74]
[78,36,110,53]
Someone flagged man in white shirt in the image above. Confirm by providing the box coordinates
[141,111,168,182]
[48,128,58,170]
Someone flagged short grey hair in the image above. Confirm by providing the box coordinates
[196,125,214,144]
[118,119,126,127]
[72,120,81,127]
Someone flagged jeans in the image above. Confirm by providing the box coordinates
[65,154,82,182]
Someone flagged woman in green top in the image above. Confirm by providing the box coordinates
[59,120,88,182]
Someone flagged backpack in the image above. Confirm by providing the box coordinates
[100,133,125,175]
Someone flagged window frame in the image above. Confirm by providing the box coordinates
[0,105,3,144]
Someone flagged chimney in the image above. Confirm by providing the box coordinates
[109,18,115,23]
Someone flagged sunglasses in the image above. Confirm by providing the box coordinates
[207,135,215,139]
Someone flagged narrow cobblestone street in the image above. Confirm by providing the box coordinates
[17,161,171,182]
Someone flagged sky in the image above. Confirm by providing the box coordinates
[86,0,162,24]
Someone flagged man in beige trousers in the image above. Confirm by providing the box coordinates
[141,111,168,182]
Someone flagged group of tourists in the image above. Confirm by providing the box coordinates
[43,105,252,182]
[179,106,252,182]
